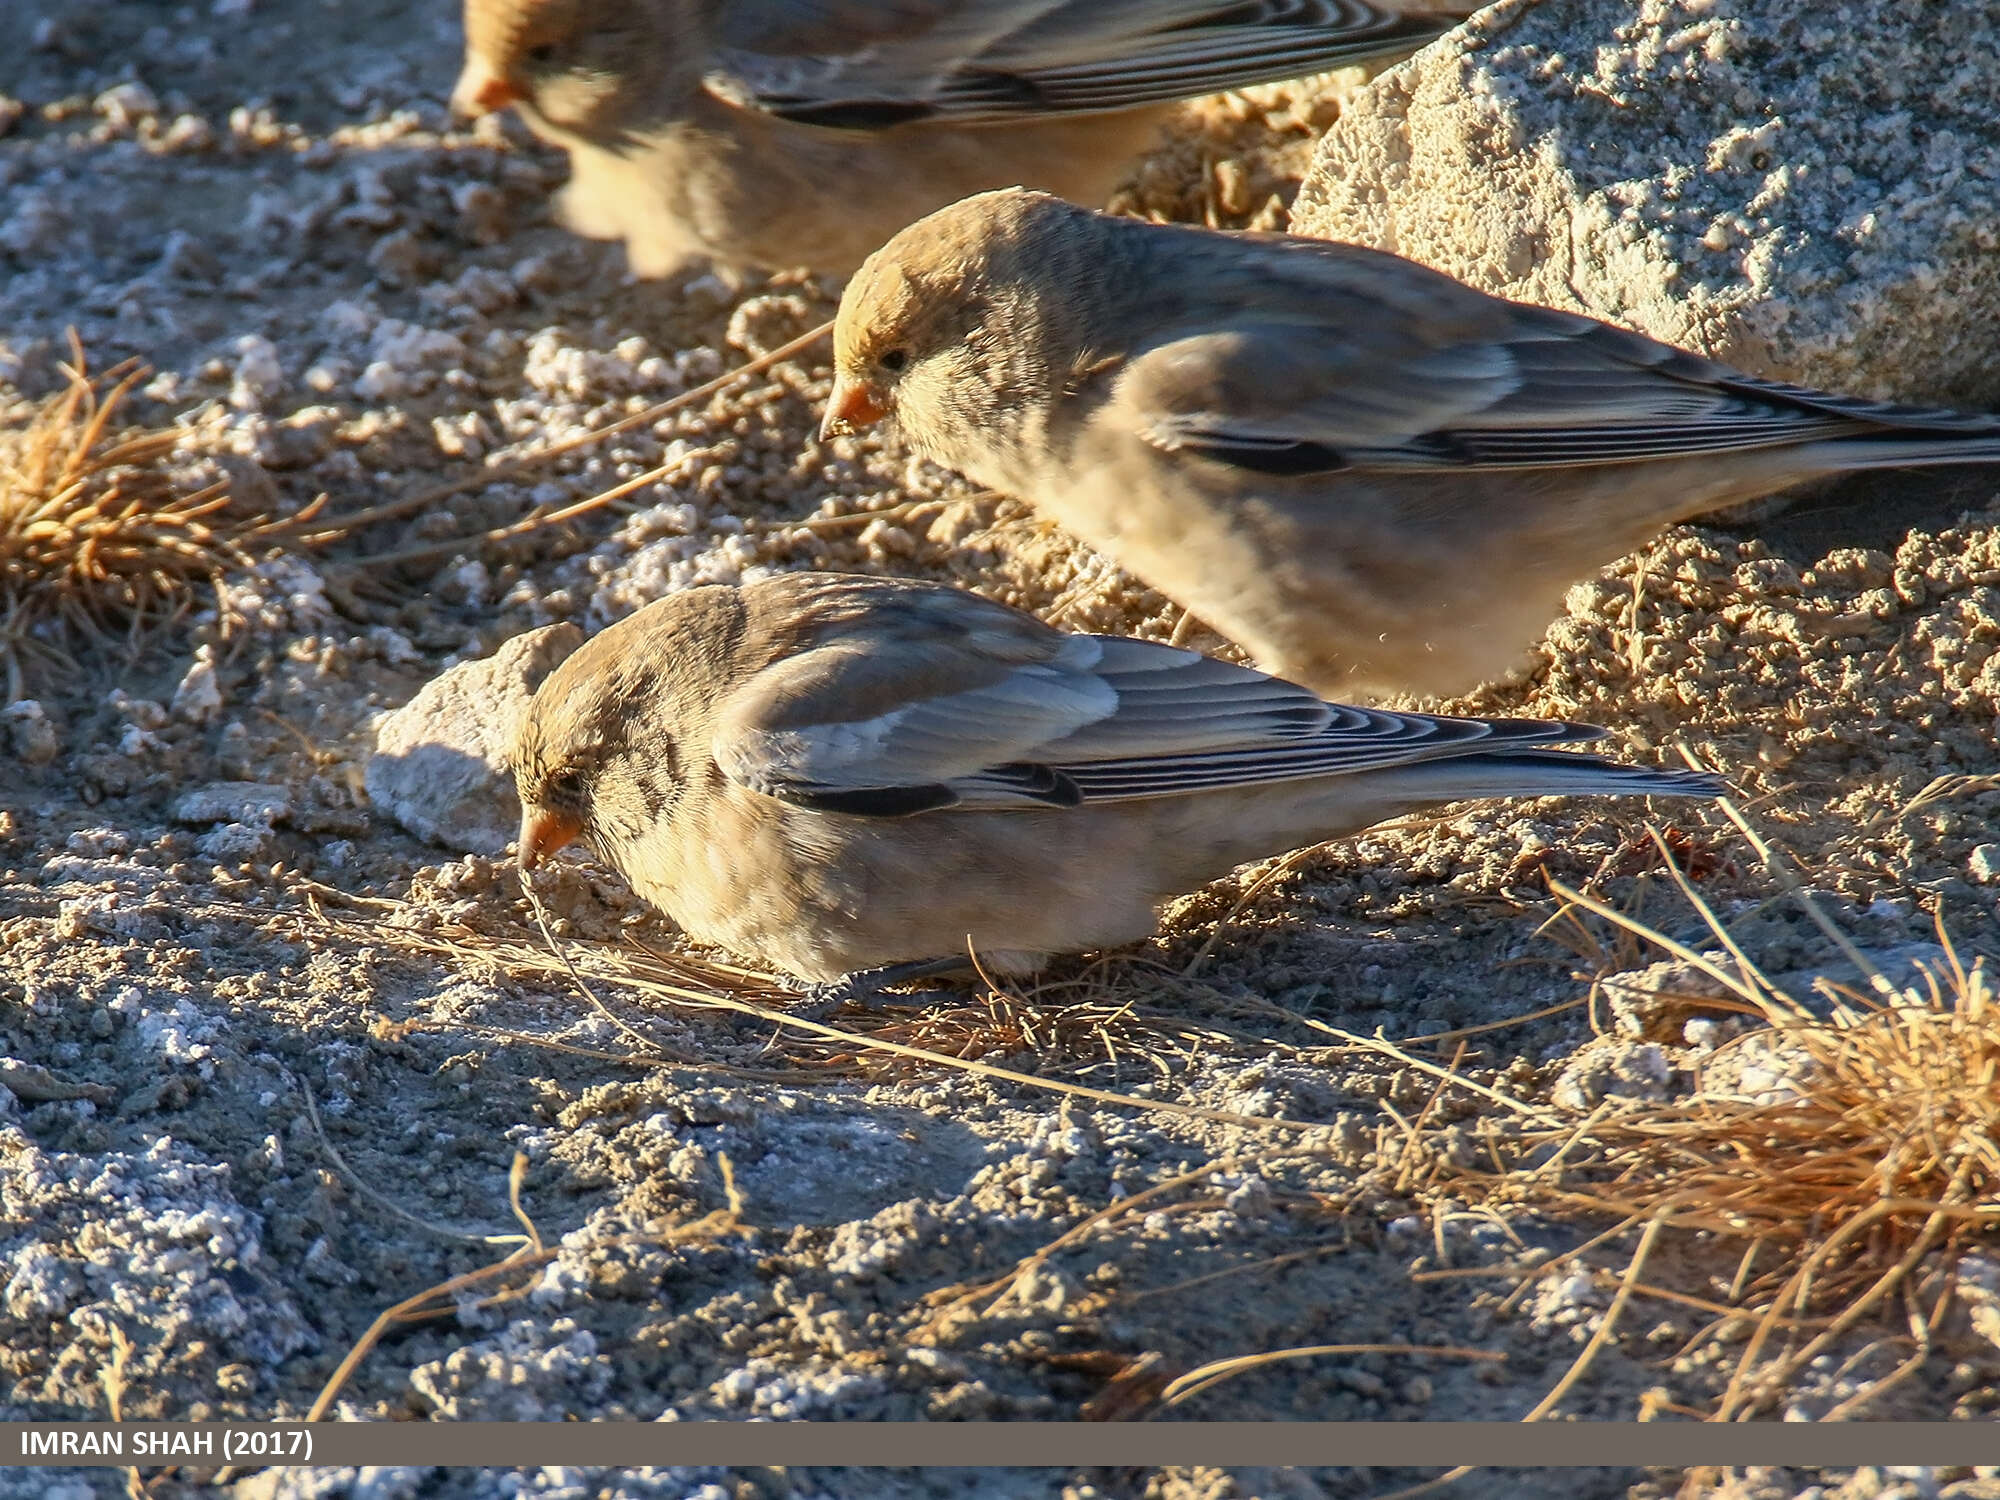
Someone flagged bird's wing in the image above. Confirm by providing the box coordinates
[713,589,1602,814]
[1113,243,2000,474]
[1047,706,1603,806]
[706,0,1461,128]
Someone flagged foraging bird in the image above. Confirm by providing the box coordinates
[823,188,2000,698]
[450,0,1474,277]
[511,571,1722,998]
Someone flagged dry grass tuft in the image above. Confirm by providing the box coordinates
[1556,910,1996,1252]
[1430,812,2000,1421]
[0,339,276,693]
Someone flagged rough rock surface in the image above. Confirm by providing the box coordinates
[1291,0,2000,406]
[365,622,582,854]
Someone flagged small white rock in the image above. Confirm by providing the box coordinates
[3,700,59,765]
[229,333,284,411]
[94,81,160,124]
[352,360,404,402]
[171,782,292,827]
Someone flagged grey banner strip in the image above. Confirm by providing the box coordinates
[4,1423,1996,1468]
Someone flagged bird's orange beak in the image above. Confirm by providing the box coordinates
[452,61,521,119]
[516,805,581,869]
[820,376,890,440]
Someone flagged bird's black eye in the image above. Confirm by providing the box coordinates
[544,768,587,808]
[877,348,909,374]
[526,42,557,64]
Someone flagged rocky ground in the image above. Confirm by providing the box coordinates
[3,3,1999,1500]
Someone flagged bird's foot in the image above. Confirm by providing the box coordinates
[780,956,976,1019]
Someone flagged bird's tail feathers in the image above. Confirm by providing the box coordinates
[1384,750,1728,804]
[1814,432,2000,472]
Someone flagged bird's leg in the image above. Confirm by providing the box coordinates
[785,956,979,1018]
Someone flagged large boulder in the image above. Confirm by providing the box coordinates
[1291,0,2000,406]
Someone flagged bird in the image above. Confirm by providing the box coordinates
[511,571,1723,1001]
[449,0,1475,277]
[822,187,2000,698]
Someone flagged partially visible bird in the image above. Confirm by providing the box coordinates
[823,188,2000,698]
[450,0,1475,277]
[511,571,1722,998]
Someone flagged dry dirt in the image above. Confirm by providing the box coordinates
[3,4,2000,1500]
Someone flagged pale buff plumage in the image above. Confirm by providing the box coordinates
[450,0,1474,276]
[511,572,1719,989]
[823,188,2000,698]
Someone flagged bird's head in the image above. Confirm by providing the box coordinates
[509,680,609,872]
[454,0,660,131]
[822,188,1098,450]
[509,589,746,874]
[509,618,670,872]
